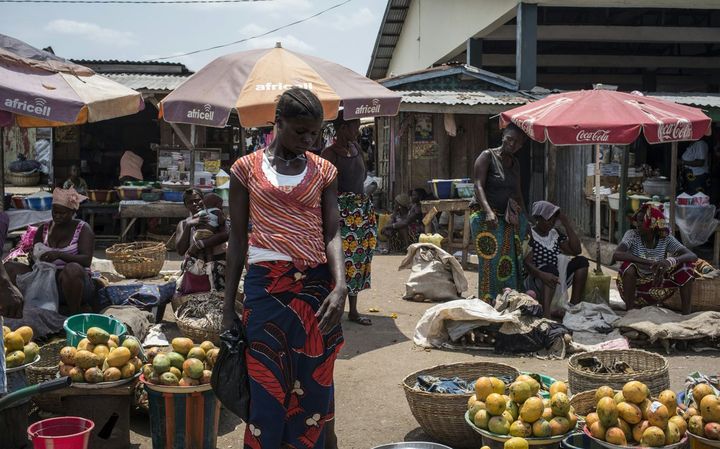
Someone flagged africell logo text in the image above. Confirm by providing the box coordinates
[4,97,52,117]
[186,104,214,121]
[355,98,381,115]
[576,129,611,143]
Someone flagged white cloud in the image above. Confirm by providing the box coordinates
[327,7,375,31]
[45,20,137,47]
[244,34,315,53]
[238,23,268,37]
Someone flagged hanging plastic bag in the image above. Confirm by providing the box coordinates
[675,204,718,248]
[16,261,59,312]
[210,319,250,421]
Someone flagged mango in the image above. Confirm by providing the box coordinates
[59,362,73,377]
[206,348,220,368]
[488,416,511,435]
[520,397,544,423]
[2,325,10,336]
[595,386,615,403]
[60,346,77,365]
[93,345,110,364]
[187,347,206,362]
[107,346,131,368]
[550,392,570,417]
[23,342,39,362]
[121,338,141,357]
[597,397,619,428]
[199,341,215,353]
[468,394,478,410]
[704,422,720,440]
[646,401,669,429]
[585,413,600,429]
[509,381,532,404]
[486,393,507,416]
[103,367,122,382]
[700,395,720,422]
[169,367,182,379]
[669,415,687,435]
[167,352,185,370]
[506,400,519,420]
[616,418,632,442]
[542,407,553,421]
[5,350,24,368]
[640,426,666,447]
[15,326,33,344]
[504,437,528,449]
[74,350,99,369]
[688,415,705,436]
[532,418,552,437]
[549,417,570,436]
[693,384,714,405]
[476,377,499,401]
[605,427,627,445]
[516,375,541,396]
[4,331,24,352]
[623,381,649,404]
[109,334,120,345]
[182,358,204,380]
[617,401,643,424]
[589,421,607,440]
[474,409,490,429]
[665,421,682,445]
[152,353,171,374]
[129,357,143,372]
[614,392,625,404]
[549,381,568,397]
[179,376,199,387]
[86,327,110,345]
[632,420,650,443]
[120,362,136,378]
[77,338,94,352]
[69,366,85,383]
[171,337,194,356]
[145,347,160,363]
[509,420,532,438]
[658,390,678,416]
[502,411,515,424]
[160,372,179,386]
[84,367,104,383]
[200,370,212,385]
[469,401,486,418]
[489,378,506,396]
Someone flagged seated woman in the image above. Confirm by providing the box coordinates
[613,202,697,315]
[175,189,229,294]
[524,201,589,318]
[381,189,426,252]
[4,188,97,315]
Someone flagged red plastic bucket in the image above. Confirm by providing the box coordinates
[27,416,95,449]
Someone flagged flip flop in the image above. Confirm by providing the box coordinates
[348,315,372,326]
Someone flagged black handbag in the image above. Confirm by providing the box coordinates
[210,319,250,421]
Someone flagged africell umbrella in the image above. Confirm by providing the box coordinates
[160,43,401,128]
[0,33,144,127]
[499,89,711,146]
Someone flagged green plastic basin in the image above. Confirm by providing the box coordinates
[63,314,127,347]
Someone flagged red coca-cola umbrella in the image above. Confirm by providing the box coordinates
[499,89,711,270]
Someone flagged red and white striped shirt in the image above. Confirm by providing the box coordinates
[231,150,337,270]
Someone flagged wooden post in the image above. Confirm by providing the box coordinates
[670,141,678,234]
[545,142,556,203]
[190,125,196,187]
[0,127,4,212]
[595,144,602,272]
[516,2,538,90]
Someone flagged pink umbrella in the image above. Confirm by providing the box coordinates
[499,89,711,270]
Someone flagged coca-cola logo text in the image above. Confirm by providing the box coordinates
[576,129,611,142]
[657,120,692,142]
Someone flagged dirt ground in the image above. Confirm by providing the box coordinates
[128,254,719,449]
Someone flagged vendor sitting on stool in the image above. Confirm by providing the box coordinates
[613,202,697,315]
[62,164,88,196]
[524,201,589,318]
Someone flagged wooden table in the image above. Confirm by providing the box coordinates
[420,199,473,267]
[118,201,188,241]
[79,202,120,241]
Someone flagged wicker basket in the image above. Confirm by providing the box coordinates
[176,318,221,345]
[7,172,40,186]
[570,389,599,417]
[106,241,166,279]
[26,340,65,413]
[402,361,519,449]
[664,277,720,313]
[568,349,669,396]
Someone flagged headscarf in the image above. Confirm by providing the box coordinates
[52,187,87,211]
[531,200,560,220]
[395,193,412,209]
[120,151,144,180]
[631,202,669,238]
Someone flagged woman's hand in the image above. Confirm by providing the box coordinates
[539,271,559,288]
[221,307,236,333]
[651,259,672,275]
[186,215,209,228]
[315,287,347,334]
[485,211,498,228]
[40,251,63,263]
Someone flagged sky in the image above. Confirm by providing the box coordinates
[0,0,387,75]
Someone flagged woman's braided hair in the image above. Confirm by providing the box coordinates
[275,88,324,122]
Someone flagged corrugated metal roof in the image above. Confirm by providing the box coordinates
[102,73,191,92]
[397,90,530,106]
[649,93,720,109]
[366,0,410,79]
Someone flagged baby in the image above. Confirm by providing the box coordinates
[192,192,226,262]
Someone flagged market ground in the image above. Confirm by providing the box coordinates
[128,254,718,449]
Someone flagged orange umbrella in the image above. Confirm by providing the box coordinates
[160,43,401,128]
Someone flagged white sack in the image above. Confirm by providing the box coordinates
[398,243,468,301]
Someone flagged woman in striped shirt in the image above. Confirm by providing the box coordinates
[613,202,697,314]
[223,88,347,449]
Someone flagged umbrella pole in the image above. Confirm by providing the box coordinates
[0,127,4,212]
[670,141,678,235]
[595,143,601,273]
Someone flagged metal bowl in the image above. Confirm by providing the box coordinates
[372,443,453,449]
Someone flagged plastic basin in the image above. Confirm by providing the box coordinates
[28,416,95,449]
[63,314,127,347]
[163,190,184,202]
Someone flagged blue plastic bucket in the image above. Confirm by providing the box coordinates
[561,432,606,449]
[428,179,454,199]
